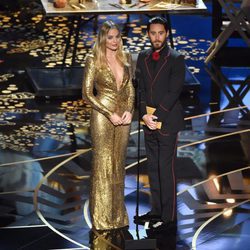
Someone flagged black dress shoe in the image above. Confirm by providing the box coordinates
[134,212,161,225]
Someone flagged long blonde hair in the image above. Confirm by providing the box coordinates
[93,20,129,68]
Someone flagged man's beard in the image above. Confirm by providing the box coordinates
[151,40,166,51]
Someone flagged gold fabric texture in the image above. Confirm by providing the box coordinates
[82,53,135,230]
[90,229,126,250]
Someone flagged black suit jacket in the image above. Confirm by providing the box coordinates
[136,45,185,133]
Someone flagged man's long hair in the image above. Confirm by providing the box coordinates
[147,16,169,33]
[93,20,129,68]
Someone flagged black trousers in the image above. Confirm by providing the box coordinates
[144,129,178,223]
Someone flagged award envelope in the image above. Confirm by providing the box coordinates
[140,106,162,129]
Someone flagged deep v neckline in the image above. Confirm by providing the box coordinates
[107,63,125,92]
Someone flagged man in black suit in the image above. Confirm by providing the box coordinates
[135,16,185,228]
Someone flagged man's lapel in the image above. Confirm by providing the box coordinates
[144,49,153,80]
[144,46,171,84]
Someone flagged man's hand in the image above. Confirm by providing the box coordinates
[110,113,123,126]
[122,111,133,125]
[142,114,158,130]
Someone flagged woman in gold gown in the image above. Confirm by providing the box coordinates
[82,21,135,231]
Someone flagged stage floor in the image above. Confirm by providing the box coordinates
[0,1,250,249]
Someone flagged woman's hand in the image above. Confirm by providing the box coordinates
[122,111,132,125]
[110,113,123,126]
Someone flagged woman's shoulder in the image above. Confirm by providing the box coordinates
[85,54,95,67]
[123,50,132,57]
[123,50,132,64]
[86,54,94,61]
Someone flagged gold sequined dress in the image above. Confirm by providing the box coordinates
[82,52,135,230]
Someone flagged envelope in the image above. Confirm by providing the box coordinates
[140,106,162,129]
